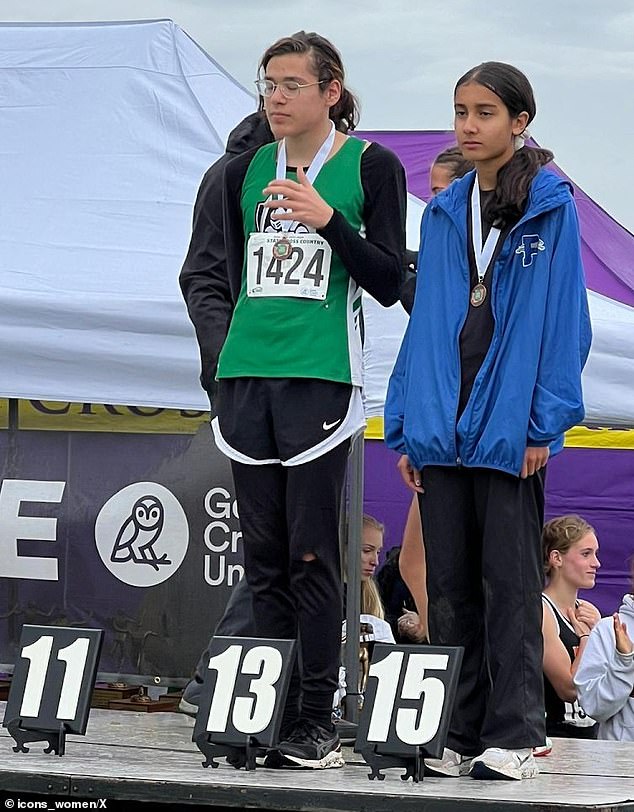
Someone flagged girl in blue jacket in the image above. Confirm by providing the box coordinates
[385,62,591,781]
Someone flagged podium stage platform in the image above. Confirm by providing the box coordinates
[1,702,633,811]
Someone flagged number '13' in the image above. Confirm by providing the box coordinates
[206,645,282,735]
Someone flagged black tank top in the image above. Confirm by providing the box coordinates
[542,593,598,738]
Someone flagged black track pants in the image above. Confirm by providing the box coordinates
[230,441,349,727]
[418,465,546,755]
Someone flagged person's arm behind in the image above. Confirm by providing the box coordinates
[574,614,634,721]
[397,496,428,642]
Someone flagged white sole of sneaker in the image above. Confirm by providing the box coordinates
[177,698,198,718]
[282,749,345,770]
[470,760,539,780]
[423,760,472,778]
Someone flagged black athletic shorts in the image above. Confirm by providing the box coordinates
[213,377,360,464]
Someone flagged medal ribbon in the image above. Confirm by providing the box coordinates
[274,120,336,233]
[471,175,502,285]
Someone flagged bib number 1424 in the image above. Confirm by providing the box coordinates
[246,233,332,300]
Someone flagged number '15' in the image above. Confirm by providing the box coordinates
[367,652,448,745]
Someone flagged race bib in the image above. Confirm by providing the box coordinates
[246,233,332,300]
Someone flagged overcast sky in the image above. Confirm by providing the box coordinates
[2,0,633,231]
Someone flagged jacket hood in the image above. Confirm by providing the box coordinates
[430,165,573,228]
[226,112,273,156]
[619,593,634,618]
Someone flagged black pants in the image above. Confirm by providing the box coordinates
[231,441,349,727]
[183,578,256,706]
[418,465,546,755]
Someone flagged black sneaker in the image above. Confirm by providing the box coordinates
[262,721,300,769]
[333,717,358,745]
[262,749,294,769]
[277,720,344,769]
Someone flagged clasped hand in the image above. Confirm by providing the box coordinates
[263,166,333,230]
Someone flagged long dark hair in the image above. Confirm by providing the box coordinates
[455,61,553,226]
[259,31,360,133]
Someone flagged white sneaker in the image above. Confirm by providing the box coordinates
[178,697,198,718]
[424,748,472,777]
[469,747,539,780]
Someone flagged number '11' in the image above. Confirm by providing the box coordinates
[20,636,90,719]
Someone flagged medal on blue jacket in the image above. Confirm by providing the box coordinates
[471,177,501,307]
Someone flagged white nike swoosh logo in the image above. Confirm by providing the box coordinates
[322,419,341,431]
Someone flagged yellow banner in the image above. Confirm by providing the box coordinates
[0,399,8,430]
[364,418,634,450]
[17,400,209,434]
[564,426,634,450]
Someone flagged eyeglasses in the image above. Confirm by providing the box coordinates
[254,78,326,99]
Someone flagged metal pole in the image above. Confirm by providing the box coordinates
[6,399,19,645]
[343,431,363,723]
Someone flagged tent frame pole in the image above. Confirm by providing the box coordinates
[343,432,363,724]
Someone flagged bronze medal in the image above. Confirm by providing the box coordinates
[272,237,292,260]
[470,282,487,307]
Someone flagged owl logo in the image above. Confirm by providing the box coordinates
[110,495,171,572]
[96,483,188,587]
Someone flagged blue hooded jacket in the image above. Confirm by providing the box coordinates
[384,168,592,477]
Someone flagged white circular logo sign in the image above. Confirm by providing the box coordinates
[95,483,189,587]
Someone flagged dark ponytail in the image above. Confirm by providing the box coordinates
[493,146,554,225]
[259,31,360,133]
[455,61,553,226]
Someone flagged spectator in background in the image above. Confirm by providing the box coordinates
[375,544,419,643]
[400,146,474,315]
[180,111,273,409]
[541,515,601,740]
[574,561,634,740]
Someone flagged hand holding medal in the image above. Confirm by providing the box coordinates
[263,166,334,233]
[261,121,336,261]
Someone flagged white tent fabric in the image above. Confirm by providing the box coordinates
[582,292,634,426]
[362,193,424,418]
[0,20,254,408]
